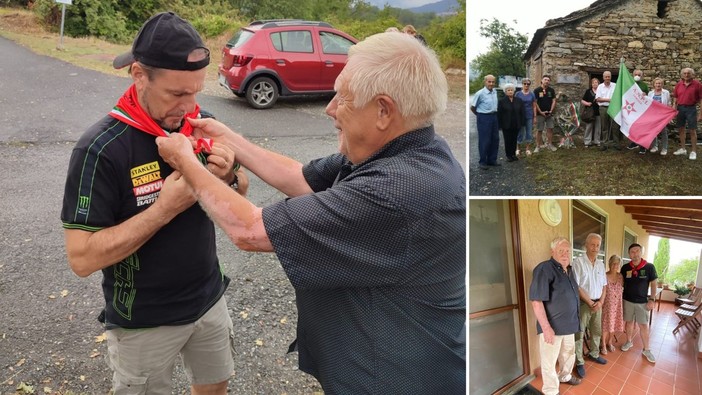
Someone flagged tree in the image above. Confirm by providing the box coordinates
[653,238,670,284]
[469,18,527,93]
[667,257,700,286]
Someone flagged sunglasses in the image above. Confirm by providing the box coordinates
[523,83,531,85]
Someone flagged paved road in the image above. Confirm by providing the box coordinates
[0,36,465,394]
[468,102,538,196]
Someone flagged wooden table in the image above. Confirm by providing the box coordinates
[649,287,663,327]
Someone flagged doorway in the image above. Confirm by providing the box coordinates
[469,200,530,394]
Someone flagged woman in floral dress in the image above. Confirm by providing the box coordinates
[601,255,625,354]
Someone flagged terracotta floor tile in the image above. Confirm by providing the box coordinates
[648,378,675,395]
[652,366,675,383]
[598,376,625,395]
[626,371,652,392]
[674,375,700,394]
[522,304,702,395]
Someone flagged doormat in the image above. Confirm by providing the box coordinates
[513,383,542,395]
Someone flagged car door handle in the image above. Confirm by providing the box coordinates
[276,59,285,65]
[324,60,334,67]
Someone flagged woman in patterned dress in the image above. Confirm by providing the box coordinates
[601,255,624,354]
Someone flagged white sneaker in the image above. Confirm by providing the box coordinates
[673,148,687,156]
[548,144,557,151]
[642,349,656,363]
[534,146,540,153]
[661,149,667,155]
[516,149,520,156]
[650,146,658,153]
[690,151,697,160]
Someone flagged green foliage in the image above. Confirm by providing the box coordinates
[424,0,465,69]
[1,0,27,7]
[667,257,699,287]
[469,17,527,90]
[673,283,691,296]
[653,238,670,283]
[26,0,465,69]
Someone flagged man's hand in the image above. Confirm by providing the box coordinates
[153,171,197,216]
[542,326,556,344]
[645,299,654,311]
[188,117,235,140]
[591,301,602,312]
[156,133,196,171]
[206,142,236,180]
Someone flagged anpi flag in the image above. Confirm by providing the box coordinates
[608,61,677,148]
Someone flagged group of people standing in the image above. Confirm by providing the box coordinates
[472,67,702,169]
[529,235,658,395]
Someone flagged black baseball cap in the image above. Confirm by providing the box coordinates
[113,11,210,71]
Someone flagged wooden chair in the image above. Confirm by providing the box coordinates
[673,303,702,336]
[677,286,700,305]
[679,287,702,311]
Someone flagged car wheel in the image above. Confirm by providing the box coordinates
[246,77,278,109]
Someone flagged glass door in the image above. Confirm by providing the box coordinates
[469,200,529,394]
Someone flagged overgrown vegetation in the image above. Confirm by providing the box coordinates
[469,18,527,93]
[668,258,699,287]
[18,0,465,69]
[653,238,670,284]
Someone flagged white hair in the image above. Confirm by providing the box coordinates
[343,32,447,129]
[502,83,516,92]
[550,237,570,250]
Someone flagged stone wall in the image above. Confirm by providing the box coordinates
[526,0,702,103]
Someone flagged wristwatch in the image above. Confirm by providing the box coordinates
[229,163,241,190]
[647,297,655,302]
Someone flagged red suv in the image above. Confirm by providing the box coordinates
[218,20,358,109]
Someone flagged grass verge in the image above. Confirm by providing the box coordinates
[524,133,697,195]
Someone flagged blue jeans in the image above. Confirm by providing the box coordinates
[477,113,499,165]
[517,119,534,144]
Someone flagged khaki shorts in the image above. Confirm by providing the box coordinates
[106,295,235,394]
[623,299,649,324]
[536,114,555,130]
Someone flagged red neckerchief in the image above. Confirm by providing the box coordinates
[109,84,213,154]
[629,259,647,277]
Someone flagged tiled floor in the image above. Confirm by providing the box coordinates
[530,302,701,395]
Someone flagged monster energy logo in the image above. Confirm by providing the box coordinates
[78,195,90,209]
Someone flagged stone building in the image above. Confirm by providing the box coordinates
[524,0,702,102]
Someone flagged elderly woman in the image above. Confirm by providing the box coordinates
[497,83,526,161]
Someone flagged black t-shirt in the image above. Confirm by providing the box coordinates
[533,86,556,112]
[61,115,228,329]
[621,260,657,304]
[582,88,600,112]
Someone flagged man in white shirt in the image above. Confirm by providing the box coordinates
[572,233,608,378]
[596,71,621,151]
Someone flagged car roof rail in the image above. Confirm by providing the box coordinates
[249,19,333,29]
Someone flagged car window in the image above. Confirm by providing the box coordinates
[270,30,314,53]
[319,31,354,55]
[226,29,255,49]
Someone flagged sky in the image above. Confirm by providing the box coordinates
[647,236,702,268]
[468,0,597,63]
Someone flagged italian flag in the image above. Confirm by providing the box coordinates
[608,61,677,148]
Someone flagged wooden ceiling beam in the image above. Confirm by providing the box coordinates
[615,199,702,210]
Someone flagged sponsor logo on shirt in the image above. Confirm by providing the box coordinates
[130,161,162,206]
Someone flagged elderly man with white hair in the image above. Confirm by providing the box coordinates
[530,237,582,395]
[672,67,702,160]
[156,32,466,394]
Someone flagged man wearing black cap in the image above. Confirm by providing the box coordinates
[61,12,244,395]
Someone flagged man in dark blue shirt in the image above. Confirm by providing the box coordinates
[156,31,465,394]
[529,237,582,395]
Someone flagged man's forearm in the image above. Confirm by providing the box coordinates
[531,300,553,332]
[64,204,174,277]
[179,155,273,252]
[219,132,312,197]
